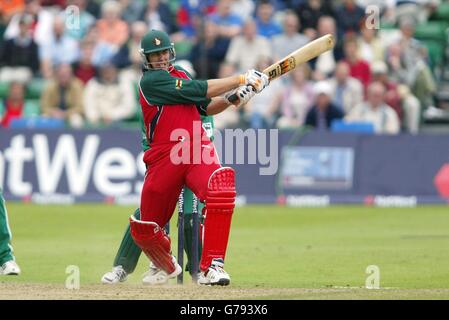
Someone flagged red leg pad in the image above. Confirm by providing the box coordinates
[129,216,176,274]
[200,167,236,271]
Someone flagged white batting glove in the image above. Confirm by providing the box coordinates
[240,69,269,93]
[224,85,256,107]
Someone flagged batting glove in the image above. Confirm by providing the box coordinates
[240,69,269,93]
[224,85,256,107]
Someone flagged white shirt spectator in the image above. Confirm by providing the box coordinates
[225,35,271,72]
[271,33,309,61]
[83,70,136,125]
[230,0,255,21]
[4,10,53,46]
[345,102,400,134]
[327,77,364,114]
[39,35,80,66]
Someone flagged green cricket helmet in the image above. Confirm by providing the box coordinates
[139,29,176,69]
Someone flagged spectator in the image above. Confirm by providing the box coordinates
[140,0,178,35]
[255,0,282,39]
[85,0,101,19]
[0,14,39,83]
[112,21,147,69]
[225,18,271,72]
[391,0,440,25]
[177,0,215,39]
[345,81,400,134]
[271,10,309,61]
[371,60,421,134]
[41,63,84,128]
[357,17,385,64]
[208,0,244,39]
[230,0,255,21]
[189,20,230,79]
[0,82,37,128]
[96,0,129,49]
[0,14,6,43]
[72,40,97,85]
[273,64,314,129]
[83,63,135,126]
[305,81,344,130]
[83,26,115,67]
[64,0,96,41]
[294,0,335,40]
[119,0,144,25]
[212,63,240,130]
[327,61,364,114]
[40,15,80,79]
[244,57,286,129]
[40,0,66,8]
[112,21,148,83]
[387,18,436,110]
[0,0,25,22]
[312,16,340,81]
[335,0,366,39]
[343,35,371,89]
[4,0,53,46]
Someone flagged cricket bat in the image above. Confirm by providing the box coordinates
[228,34,335,103]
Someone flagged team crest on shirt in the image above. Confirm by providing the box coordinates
[154,38,161,46]
[175,79,183,89]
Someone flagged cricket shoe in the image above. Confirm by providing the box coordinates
[142,256,182,285]
[0,260,21,275]
[101,265,128,284]
[197,258,230,286]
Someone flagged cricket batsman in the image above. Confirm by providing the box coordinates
[127,29,269,286]
[101,116,212,284]
[0,189,21,275]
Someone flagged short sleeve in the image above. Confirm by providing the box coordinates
[140,70,211,107]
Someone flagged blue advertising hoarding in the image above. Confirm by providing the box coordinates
[1,128,449,206]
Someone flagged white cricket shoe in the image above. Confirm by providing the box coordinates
[101,265,128,284]
[197,258,230,286]
[0,260,21,275]
[142,256,182,285]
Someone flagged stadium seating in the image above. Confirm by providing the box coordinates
[430,2,449,21]
[9,117,65,129]
[25,79,46,99]
[331,120,375,134]
[174,40,193,59]
[414,21,448,44]
[414,21,448,77]
[421,39,446,71]
[0,82,8,99]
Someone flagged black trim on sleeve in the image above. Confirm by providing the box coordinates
[196,104,208,116]
[149,106,164,144]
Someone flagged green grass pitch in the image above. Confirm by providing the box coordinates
[1,203,449,299]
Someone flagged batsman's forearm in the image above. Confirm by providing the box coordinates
[206,76,240,98]
[206,97,232,116]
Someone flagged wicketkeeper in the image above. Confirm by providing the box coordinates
[123,29,268,286]
[0,189,21,275]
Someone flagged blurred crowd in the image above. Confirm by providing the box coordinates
[0,0,446,134]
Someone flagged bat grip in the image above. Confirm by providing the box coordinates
[227,85,255,104]
[227,92,239,104]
